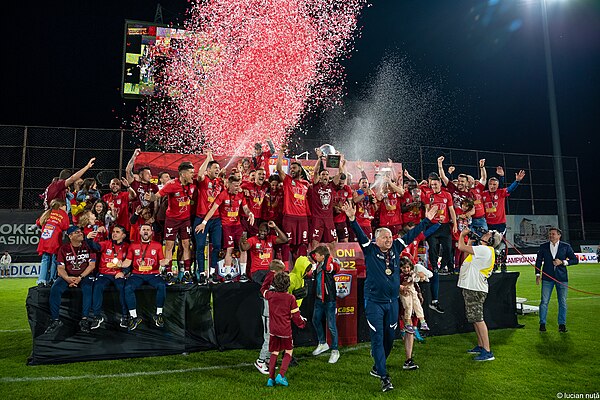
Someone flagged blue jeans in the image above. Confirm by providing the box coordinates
[312,299,338,350]
[38,253,57,284]
[539,279,567,325]
[470,216,488,232]
[92,274,127,316]
[193,217,222,274]
[125,274,166,311]
[365,299,398,378]
[49,276,94,319]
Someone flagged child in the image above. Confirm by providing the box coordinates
[36,199,69,286]
[255,259,286,375]
[262,271,306,387]
[78,210,107,242]
[399,256,429,334]
[309,245,341,364]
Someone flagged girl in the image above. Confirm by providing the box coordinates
[78,209,107,243]
[36,199,69,286]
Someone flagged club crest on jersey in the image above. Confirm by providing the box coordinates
[335,274,352,299]
[106,249,113,255]
[225,200,230,205]
[117,200,121,205]
[151,249,157,255]
[175,192,180,196]
[134,249,141,256]
[443,199,447,203]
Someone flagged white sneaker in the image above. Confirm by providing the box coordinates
[328,350,340,364]
[254,358,269,375]
[312,343,330,356]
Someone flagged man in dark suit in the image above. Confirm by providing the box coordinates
[535,227,578,333]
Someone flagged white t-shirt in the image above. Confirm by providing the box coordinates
[457,245,495,293]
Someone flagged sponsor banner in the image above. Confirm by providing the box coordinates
[0,210,41,257]
[6,262,41,278]
[506,253,598,266]
[505,215,558,248]
[581,244,598,254]
[333,242,365,278]
[335,273,352,300]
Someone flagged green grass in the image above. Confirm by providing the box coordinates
[1,265,599,399]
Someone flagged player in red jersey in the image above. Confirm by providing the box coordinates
[252,139,275,178]
[126,149,159,215]
[482,167,526,271]
[192,151,225,284]
[332,173,353,242]
[240,220,288,278]
[310,148,344,253]
[263,175,284,226]
[198,174,255,282]
[146,161,196,284]
[85,225,130,329]
[102,178,131,231]
[401,179,425,228]
[276,145,310,267]
[352,177,378,241]
[121,224,170,331]
[438,156,488,231]
[242,167,269,236]
[36,199,69,286]
[376,174,405,237]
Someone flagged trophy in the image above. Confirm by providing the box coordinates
[318,144,341,168]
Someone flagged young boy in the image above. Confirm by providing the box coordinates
[399,256,429,334]
[255,259,286,375]
[310,245,341,363]
[262,271,306,387]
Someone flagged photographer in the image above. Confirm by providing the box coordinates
[457,227,502,362]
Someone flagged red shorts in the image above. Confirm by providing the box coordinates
[164,218,191,241]
[222,224,244,248]
[335,221,349,240]
[269,335,294,352]
[311,218,337,243]
[282,215,309,246]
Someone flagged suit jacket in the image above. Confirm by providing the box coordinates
[535,241,578,282]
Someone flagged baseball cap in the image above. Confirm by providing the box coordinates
[66,225,81,235]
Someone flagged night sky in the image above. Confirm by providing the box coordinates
[2,0,599,222]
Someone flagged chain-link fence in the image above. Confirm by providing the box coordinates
[0,125,586,240]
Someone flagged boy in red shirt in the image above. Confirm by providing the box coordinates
[262,271,306,387]
[240,221,288,278]
[36,199,69,286]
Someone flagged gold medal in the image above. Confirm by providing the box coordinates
[112,257,119,265]
[385,268,392,276]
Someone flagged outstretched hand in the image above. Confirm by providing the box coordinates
[341,201,356,220]
[425,205,439,221]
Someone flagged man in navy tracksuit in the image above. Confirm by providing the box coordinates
[343,202,437,393]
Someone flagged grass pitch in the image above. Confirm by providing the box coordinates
[1,265,599,399]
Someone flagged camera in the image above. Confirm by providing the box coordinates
[466,226,487,244]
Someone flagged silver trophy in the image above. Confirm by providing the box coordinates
[318,144,341,168]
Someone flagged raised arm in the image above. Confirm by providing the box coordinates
[269,220,289,244]
[125,149,141,184]
[276,145,286,177]
[507,170,526,194]
[65,158,96,187]
[437,156,449,186]
[479,159,487,185]
[197,149,213,179]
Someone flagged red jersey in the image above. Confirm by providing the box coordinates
[43,180,67,210]
[102,192,130,229]
[195,176,224,218]
[37,209,69,255]
[282,174,310,217]
[252,150,274,178]
[242,181,269,220]
[264,291,305,337]
[96,240,129,275]
[355,192,377,228]
[400,232,426,265]
[469,182,486,219]
[427,190,454,224]
[310,181,336,220]
[247,235,278,273]
[262,187,283,223]
[482,188,510,225]
[214,190,247,226]
[126,241,164,274]
[158,178,196,220]
[56,242,95,276]
[130,180,159,213]
[83,223,107,243]
[401,191,424,225]
[333,185,353,224]
[379,192,403,227]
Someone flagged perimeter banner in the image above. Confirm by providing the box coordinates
[0,210,40,257]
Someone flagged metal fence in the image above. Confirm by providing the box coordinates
[0,125,586,240]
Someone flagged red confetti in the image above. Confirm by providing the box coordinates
[135,0,366,155]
